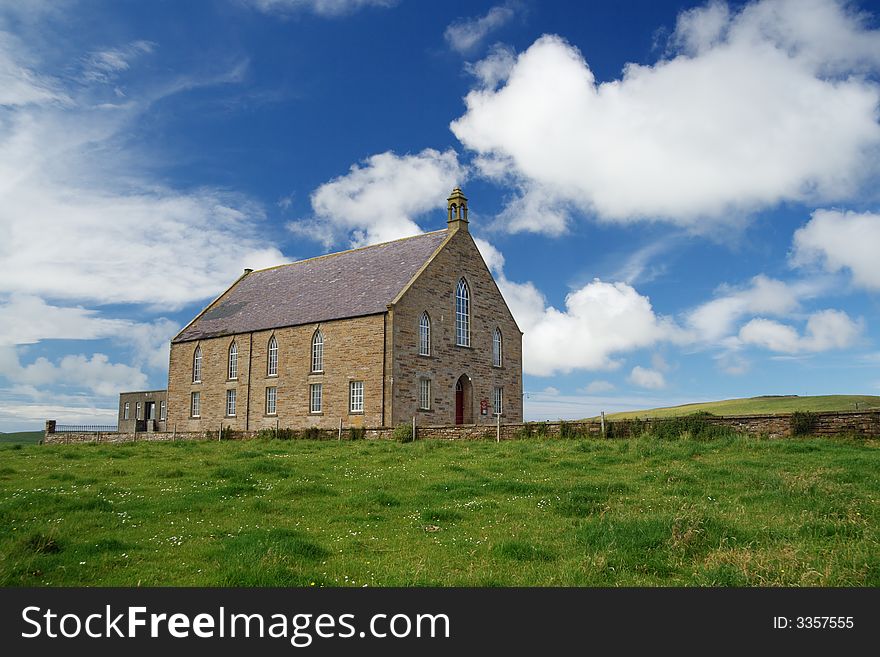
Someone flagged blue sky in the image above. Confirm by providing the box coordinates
[2,0,880,431]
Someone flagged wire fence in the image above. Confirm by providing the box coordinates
[55,425,118,433]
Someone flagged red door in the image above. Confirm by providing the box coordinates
[455,380,464,424]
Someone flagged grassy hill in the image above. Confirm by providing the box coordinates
[0,436,878,586]
[602,394,880,420]
[0,431,43,445]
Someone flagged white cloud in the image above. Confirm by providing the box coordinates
[791,209,880,290]
[444,3,520,55]
[473,237,505,274]
[243,0,397,17]
[81,40,155,83]
[629,365,666,389]
[301,149,465,247]
[500,275,679,376]
[685,274,813,343]
[739,309,863,353]
[0,401,118,431]
[0,24,287,309]
[540,386,559,396]
[465,44,517,89]
[0,30,66,106]
[582,380,616,393]
[451,0,880,233]
[0,348,148,397]
[0,294,130,346]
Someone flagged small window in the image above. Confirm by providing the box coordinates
[123,402,130,420]
[266,386,277,415]
[267,336,278,376]
[493,327,503,367]
[419,378,431,411]
[310,383,322,413]
[456,278,470,347]
[192,346,202,383]
[228,342,238,380]
[349,381,364,413]
[191,392,200,418]
[226,389,237,417]
[419,312,431,356]
[493,386,503,416]
[159,400,166,420]
[311,330,324,373]
[136,402,142,420]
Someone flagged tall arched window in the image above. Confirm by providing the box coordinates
[311,329,324,373]
[493,327,502,367]
[267,336,278,376]
[419,312,431,356]
[455,278,470,347]
[228,341,238,380]
[192,346,202,383]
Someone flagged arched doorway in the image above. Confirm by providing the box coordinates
[454,374,473,424]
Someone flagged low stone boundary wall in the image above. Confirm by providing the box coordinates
[43,410,880,445]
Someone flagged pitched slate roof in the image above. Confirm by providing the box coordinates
[173,230,449,343]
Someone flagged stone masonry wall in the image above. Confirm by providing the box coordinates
[43,411,880,444]
[167,314,387,432]
[391,228,523,426]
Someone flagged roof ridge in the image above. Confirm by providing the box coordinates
[251,229,448,274]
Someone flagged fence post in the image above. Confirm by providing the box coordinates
[173,423,177,441]
[218,423,222,441]
[601,411,606,439]
[338,418,342,441]
[412,415,417,441]
[496,413,501,443]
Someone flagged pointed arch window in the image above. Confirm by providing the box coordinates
[455,278,470,347]
[267,336,278,376]
[192,346,202,383]
[419,312,431,356]
[228,341,238,380]
[311,329,324,373]
[493,327,502,367]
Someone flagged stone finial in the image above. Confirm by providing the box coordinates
[447,187,469,232]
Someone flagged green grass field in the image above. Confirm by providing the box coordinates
[0,436,877,587]
[602,394,880,419]
[0,431,43,445]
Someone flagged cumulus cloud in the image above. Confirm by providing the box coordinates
[451,0,880,233]
[444,2,521,55]
[242,0,397,17]
[684,275,808,343]
[629,366,666,389]
[791,209,880,290]
[299,149,465,247]
[739,309,863,353]
[0,349,148,397]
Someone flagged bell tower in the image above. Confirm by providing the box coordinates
[447,187,469,233]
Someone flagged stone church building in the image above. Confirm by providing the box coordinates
[159,188,522,431]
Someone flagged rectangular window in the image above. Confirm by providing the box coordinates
[123,402,130,420]
[349,381,364,413]
[419,378,431,411]
[310,383,322,413]
[266,386,277,415]
[160,400,166,420]
[191,392,200,418]
[226,389,236,417]
[136,402,142,420]
[493,386,503,416]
